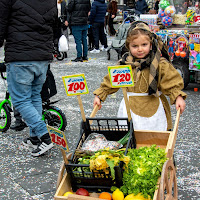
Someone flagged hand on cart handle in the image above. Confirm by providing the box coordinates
[175,95,186,114]
[93,95,102,110]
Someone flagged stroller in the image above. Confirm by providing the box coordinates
[107,10,140,60]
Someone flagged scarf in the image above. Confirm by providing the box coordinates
[120,22,171,97]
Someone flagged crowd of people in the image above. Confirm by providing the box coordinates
[0,0,186,158]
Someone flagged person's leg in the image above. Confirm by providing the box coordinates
[7,61,53,156]
[99,22,108,48]
[10,107,27,131]
[82,25,88,59]
[109,17,116,35]
[6,61,48,138]
[92,23,100,50]
[71,25,83,61]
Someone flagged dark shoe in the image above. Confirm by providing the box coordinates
[22,137,41,149]
[71,57,83,62]
[10,121,27,131]
[82,56,88,61]
[31,133,54,157]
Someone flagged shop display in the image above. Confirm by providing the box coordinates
[162,15,173,27]
[164,5,176,17]
[189,33,200,70]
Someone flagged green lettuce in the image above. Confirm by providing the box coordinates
[120,145,168,199]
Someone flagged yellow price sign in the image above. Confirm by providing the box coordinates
[108,65,134,88]
[62,74,89,96]
[47,125,69,152]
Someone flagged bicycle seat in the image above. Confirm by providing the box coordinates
[0,62,6,73]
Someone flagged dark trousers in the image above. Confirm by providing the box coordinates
[108,14,116,36]
[92,22,108,50]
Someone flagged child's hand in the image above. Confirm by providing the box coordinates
[175,95,186,114]
[93,95,102,110]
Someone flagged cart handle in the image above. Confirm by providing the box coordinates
[89,104,99,124]
[166,108,181,159]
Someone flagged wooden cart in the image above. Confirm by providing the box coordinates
[54,108,180,200]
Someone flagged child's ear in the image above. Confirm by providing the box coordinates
[150,43,152,50]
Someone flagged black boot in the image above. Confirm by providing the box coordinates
[71,57,83,62]
[10,120,27,131]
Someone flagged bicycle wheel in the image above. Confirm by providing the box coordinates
[42,106,67,131]
[0,104,11,132]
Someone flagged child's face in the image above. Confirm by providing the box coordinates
[129,35,151,59]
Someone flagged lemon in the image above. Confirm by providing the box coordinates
[124,193,151,200]
[63,191,73,197]
[112,189,124,200]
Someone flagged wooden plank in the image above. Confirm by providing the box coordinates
[54,173,73,199]
[55,172,107,200]
[134,131,170,147]
[68,194,105,200]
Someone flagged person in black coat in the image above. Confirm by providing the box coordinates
[67,0,91,62]
[135,0,148,14]
[88,0,108,53]
[0,0,58,157]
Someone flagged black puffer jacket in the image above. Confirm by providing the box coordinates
[0,0,57,62]
[67,0,91,26]
[88,0,107,23]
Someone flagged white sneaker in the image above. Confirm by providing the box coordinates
[100,46,109,52]
[100,46,104,51]
[90,49,100,53]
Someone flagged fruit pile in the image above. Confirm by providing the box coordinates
[63,188,150,200]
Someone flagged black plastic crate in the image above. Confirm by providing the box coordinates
[65,117,136,192]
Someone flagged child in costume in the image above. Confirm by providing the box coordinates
[93,21,186,131]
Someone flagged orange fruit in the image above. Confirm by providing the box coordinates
[99,192,112,200]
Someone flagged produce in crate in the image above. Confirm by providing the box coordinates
[81,133,123,152]
[76,188,89,196]
[120,145,168,199]
[112,188,124,200]
[77,148,130,180]
[99,192,112,199]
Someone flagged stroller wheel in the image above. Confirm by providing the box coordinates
[107,50,111,60]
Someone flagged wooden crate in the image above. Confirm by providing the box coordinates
[55,110,180,200]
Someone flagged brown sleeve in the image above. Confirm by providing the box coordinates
[93,73,119,102]
[158,58,187,105]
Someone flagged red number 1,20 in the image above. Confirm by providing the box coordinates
[113,73,131,83]
[51,133,66,148]
[68,82,85,92]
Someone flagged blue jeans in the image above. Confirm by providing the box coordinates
[71,25,88,58]
[6,61,49,138]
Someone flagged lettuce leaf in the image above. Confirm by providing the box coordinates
[120,145,168,199]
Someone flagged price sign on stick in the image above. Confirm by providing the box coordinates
[47,125,69,152]
[108,65,134,122]
[62,74,89,96]
[108,65,134,88]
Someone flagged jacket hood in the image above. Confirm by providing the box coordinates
[95,0,105,3]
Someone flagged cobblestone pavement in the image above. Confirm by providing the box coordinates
[0,34,199,200]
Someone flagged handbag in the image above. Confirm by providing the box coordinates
[58,34,69,52]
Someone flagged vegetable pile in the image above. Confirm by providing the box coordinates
[77,148,130,179]
[120,145,168,199]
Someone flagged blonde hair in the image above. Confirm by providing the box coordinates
[125,29,152,50]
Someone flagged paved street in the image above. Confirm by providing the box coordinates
[0,34,199,200]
